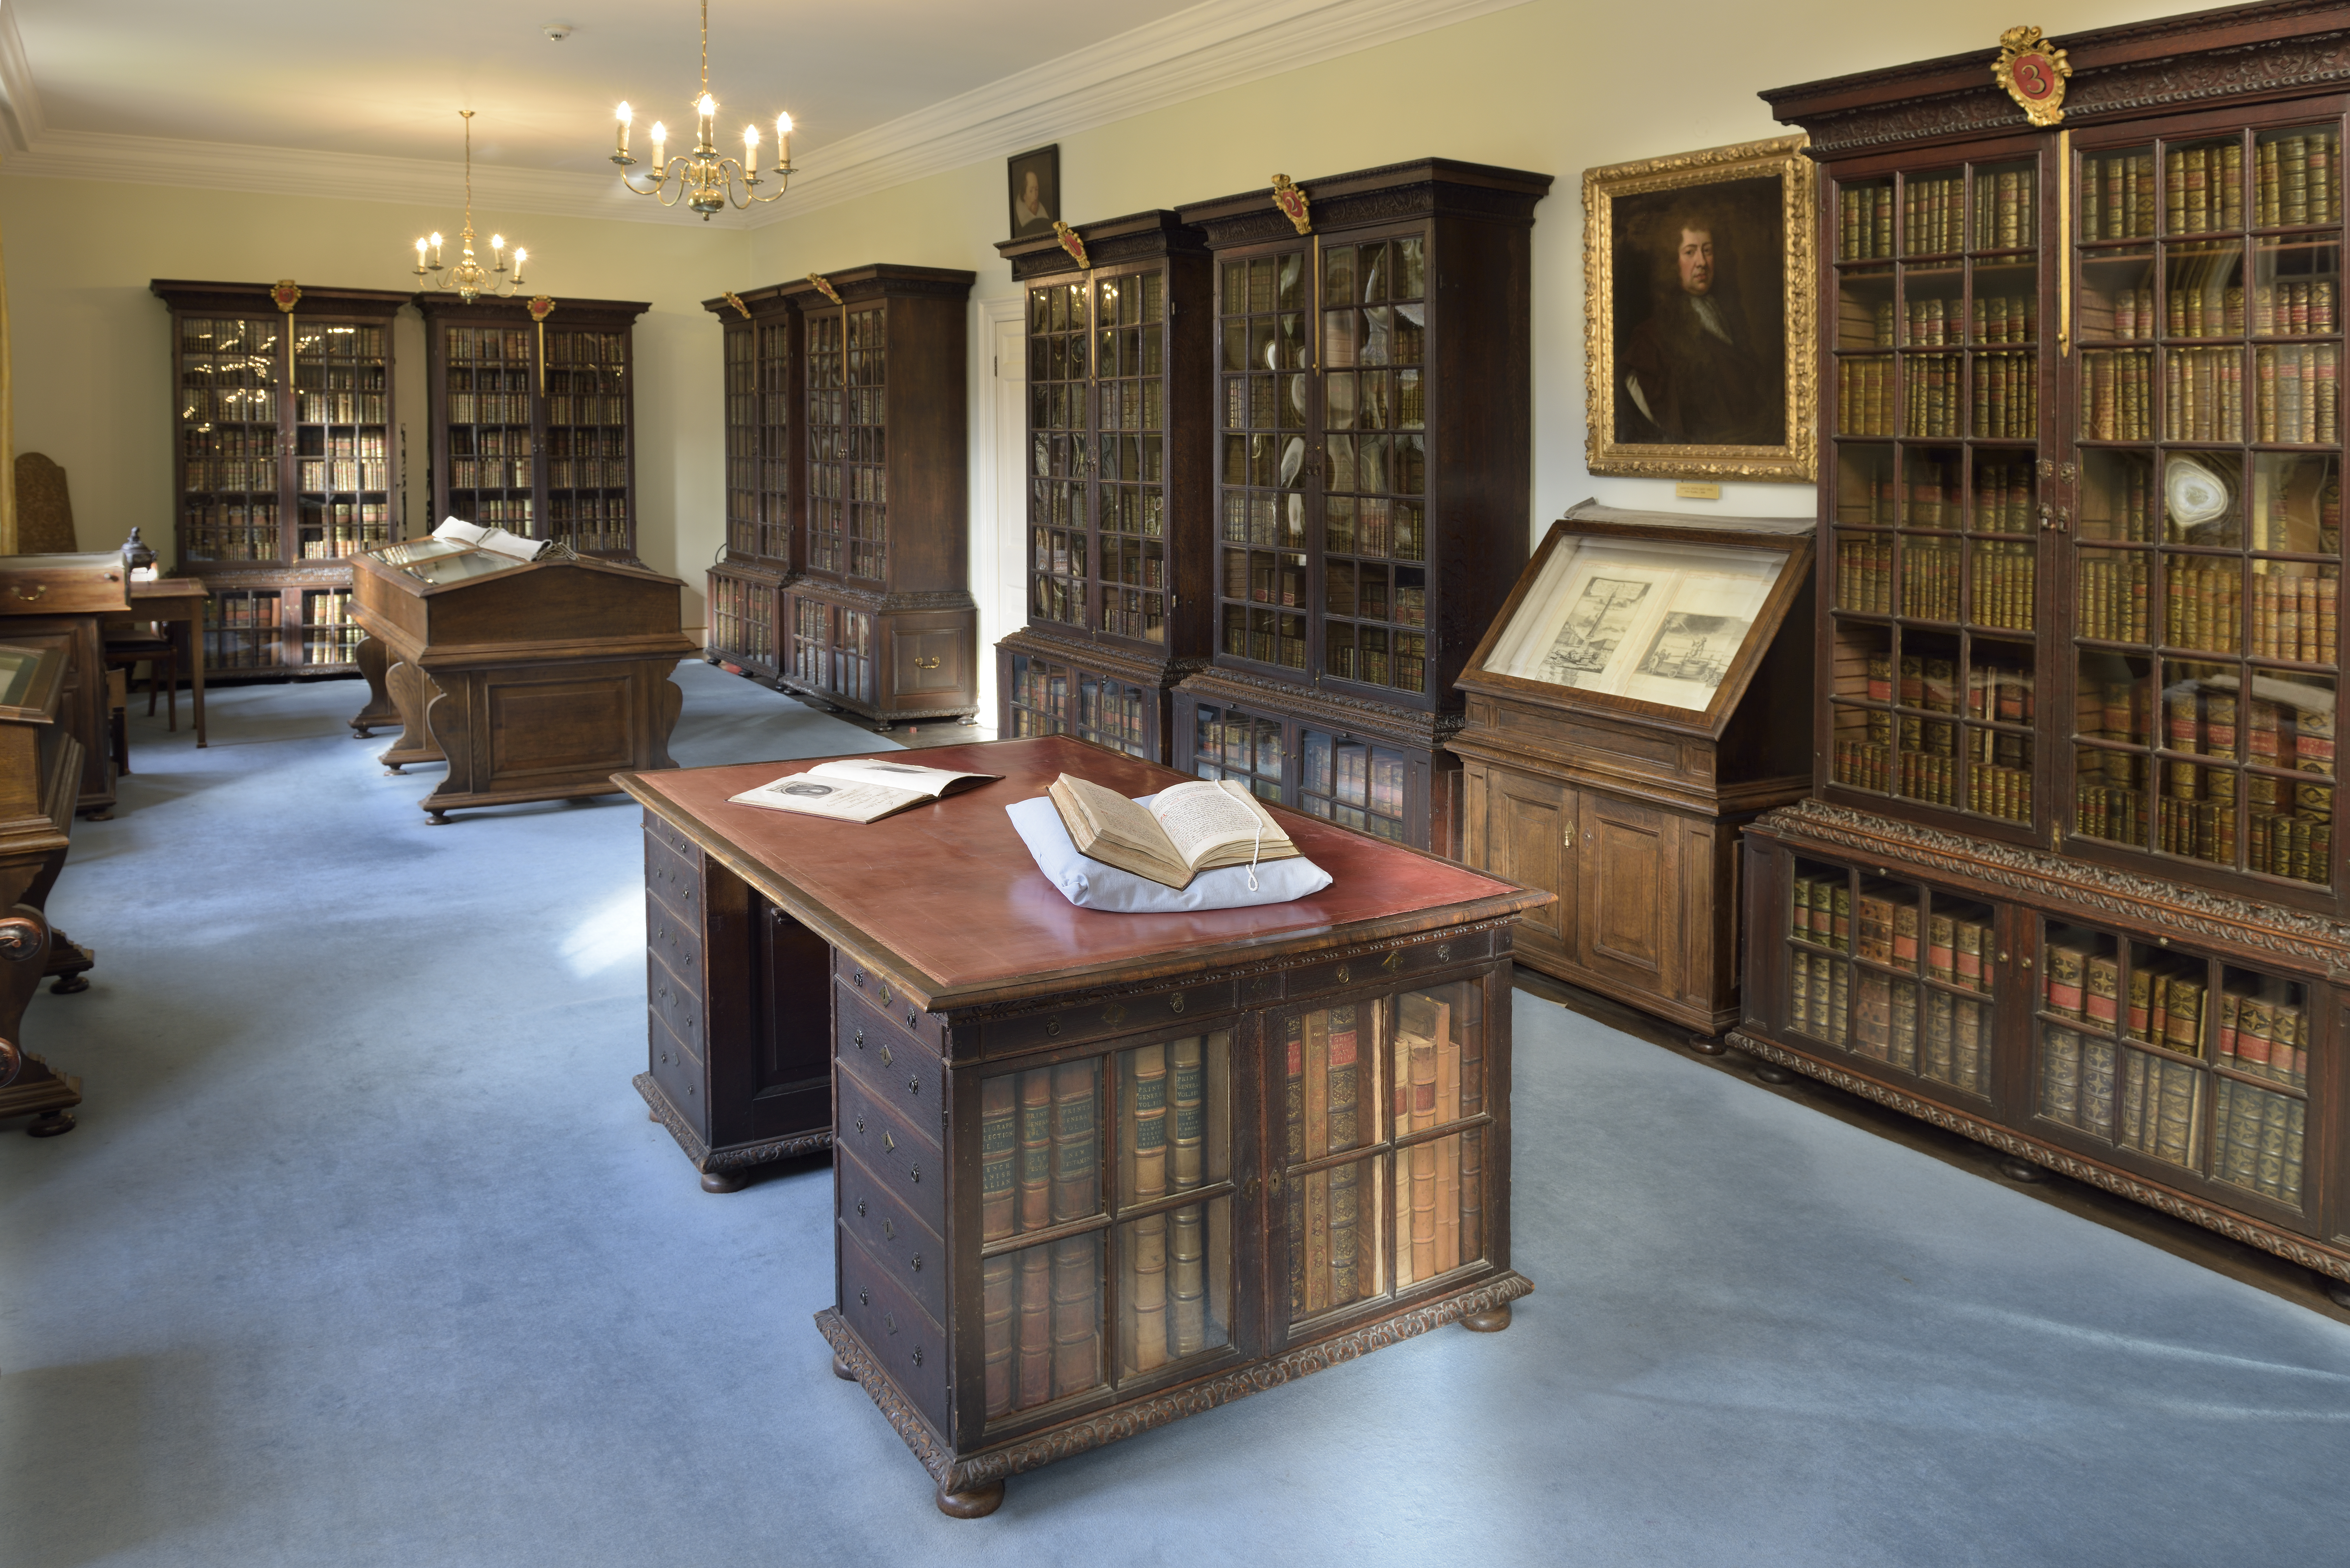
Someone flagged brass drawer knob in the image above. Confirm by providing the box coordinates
[910,1163,920,1184]
[856,1198,866,1217]
[854,1028,865,1048]
[911,1345,924,1366]
[910,1252,921,1272]
[907,1074,920,1095]
[859,1286,869,1306]
[854,1117,865,1135]
[1335,962,1351,984]
[906,1009,919,1029]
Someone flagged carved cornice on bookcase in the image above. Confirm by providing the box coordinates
[997,625,1207,688]
[998,210,1211,282]
[0,0,1529,225]
[818,1270,1536,1494]
[1177,158,1552,250]
[1725,1030,2350,1283]
[1757,799,2350,974]
[1769,3,2350,159]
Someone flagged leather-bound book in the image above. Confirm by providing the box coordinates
[1167,1033,1208,1355]
[1016,1247,1053,1409]
[1169,1035,1206,1190]
[982,1256,1016,1417]
[1050,1060,1098,1222]
[1126,1043,1170,1372]
[1168,1203,1207,1359]
[1284,1014,1304,1319]
[1301,1010,1330,1314]
[1018,1069,1054,1233]
[1325,1006,1360,1305]
[1050,1235,1100,1398]
[982,1076,1018,1240]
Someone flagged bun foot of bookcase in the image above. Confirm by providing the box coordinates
[936,1480,1004,1519]
[1999,1157,2047,1184]
[2318,1273,2350,1308]
[425,811,450,826]
[80,810,110,822]
[831,1353,855,1381]
[700,1168,747,1194]
[27,1109,74,1137]
[383,765,404,775]
[1459,1304,1513,1333]
[1686,1032,1726,1056]
[1752,1061,1795,1084]
[48,974,88,996]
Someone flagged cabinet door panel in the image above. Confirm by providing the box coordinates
[1579,794,1678,994]
[1480,765,1570,963]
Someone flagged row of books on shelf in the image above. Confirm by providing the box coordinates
[1830,723,2035,822]
[1837,170,2037,261]
[1287,1004,1371,1315]
[544,459,629,489]
[1833,357,2040,440]
[543,332,626,367]
[2095,279,2340,343]
[1874,295,2036,348]
[1790,875,1998,989]
[1301,734,1408,817]
[294,393,388,425]
[2157,559,2340,657]
[1098,590,1168,645]
[302,625,363,666]
[2080,343,2339,442]
[2213,1074,2309,1204]
[1858,655,2037,722]
[181,319,282,353]
[296,503,391,559]
[1864,538,2036,627]
[451,495,533,527]
[2038,1029,2202,1168]
[294,459,389,493]
[449,457,533,490]
[2164,346,2248,442]
[2044,948,2311,1087]
[445,394,532,425]
[543,395,627,426]
[980,1061,1110,1413]
[2080,682,2337,767]
[1800,958,1996,1094]
[810,386,890,429]
[446,328,532,363]
[176,389,276,424]
[1838,457,2038,532]
[183,459,277,494]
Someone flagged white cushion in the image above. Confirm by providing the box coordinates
[1005,793,1332,912]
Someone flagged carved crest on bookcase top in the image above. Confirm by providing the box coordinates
[1762,800,2350,972]
[821,1274,1536,1492]
[1187,170,1543,250]
[1800,28,2350,160]
[1727,1030,2350,1281]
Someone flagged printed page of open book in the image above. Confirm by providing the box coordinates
[1150,780,1276,867]
[1484,537,1781,710]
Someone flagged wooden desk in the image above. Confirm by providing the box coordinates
[0,638,87,1135]
[618,735,1548,1517]
[0,553,129,817]
[347,543,695,822]
[109,578,210,748]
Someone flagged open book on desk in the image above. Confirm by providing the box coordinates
[433,516,549,562]
[1048,773,1300,889]
[728,758,1000,824]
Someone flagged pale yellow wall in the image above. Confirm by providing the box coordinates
[0,176,748,626]
[1,0,2170,639]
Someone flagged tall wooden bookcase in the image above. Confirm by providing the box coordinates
[702,283,799,682]
[152,280,409,678]
[771,265,979,729]
[415,293,648,562]
[1741,2,2350,1301]
[992,212,1217,761]
[1169,160,1552,853]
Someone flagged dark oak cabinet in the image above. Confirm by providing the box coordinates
[415,293,647,562]
[1743,1,2350,1298]
[1170,159,1552,851]
[151,280,409,679]
[1452,505,1815,1035]
[994,211,1217,761]
[701,266,978,728]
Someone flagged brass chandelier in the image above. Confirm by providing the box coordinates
[412,111,531,302]
[611,0,794,218]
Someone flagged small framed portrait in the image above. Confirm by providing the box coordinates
[1584,136,1816,482]
[1007,144,1060,239]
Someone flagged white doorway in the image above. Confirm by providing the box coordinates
[971,296,1027,733]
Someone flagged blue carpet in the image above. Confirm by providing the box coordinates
[4,662,2349,1566]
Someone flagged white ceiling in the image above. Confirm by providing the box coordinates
[12,0,1195,174]
[0,0,1532,223]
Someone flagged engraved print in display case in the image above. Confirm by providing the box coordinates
[1747,3,2350,1301]
[151,281,408,679]
[773,266,979,729]
[1452,505,1815,1035]
[1171,160,1552,852]
[415,293,647,562]
[702,285,799,679]
[994,212,1216,762]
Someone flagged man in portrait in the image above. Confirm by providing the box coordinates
[1012,163,1054,235]
[1616,195,1786,448]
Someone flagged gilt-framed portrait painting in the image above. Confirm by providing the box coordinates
[1007,144,1060,240]
[1584,135,1815,483]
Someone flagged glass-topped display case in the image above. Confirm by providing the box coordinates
[151,280,409,680]
[994,211,1216,763]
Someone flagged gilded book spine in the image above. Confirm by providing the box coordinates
[1326,1006,1362,1306]
[1168,1035,1207,1358]
[980,1076,1018,1417]
[1125,1044,1170,1373]
[1049,1062,1100,1397]
[1285,1015,1304,1318]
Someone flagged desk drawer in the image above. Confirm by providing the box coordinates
[646,895,704,983]
[836,959,949,1052]
[648,950,705,1060]
[645,810,697,861]
[644,833,702,923]
[838,1147,947,1326]
[835,1071,945,1234]
[837,990,943,1127]
[1249,930,1496,1006]
[838,1227,950,1435]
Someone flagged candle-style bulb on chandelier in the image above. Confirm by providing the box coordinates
[412,111,530,302]
[610,0,794,218]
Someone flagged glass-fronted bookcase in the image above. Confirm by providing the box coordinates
[993,211,1216,761]
[702,284,798,681]
[1748,7,2350,1304]
[152,281,410,679]
[415,293,648,563]
[1168,160,1552,853]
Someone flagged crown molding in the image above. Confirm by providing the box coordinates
[0,0,1528,228]
[747,0,1536,226]
[0,1,42,153]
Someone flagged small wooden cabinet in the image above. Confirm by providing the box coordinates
[151,280,409,679]
[1170,159,1553,850]
[415,293,648,562]
[994,211,1217,761]
[1452,505,1815,1035]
